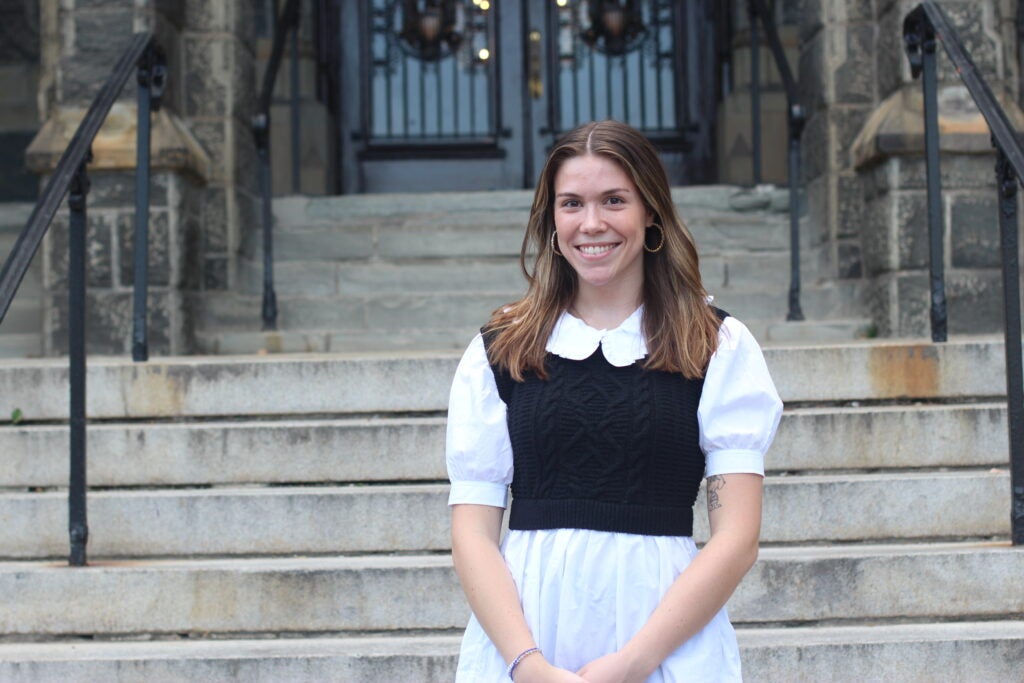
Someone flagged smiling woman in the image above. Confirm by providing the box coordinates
[447,120,782,682]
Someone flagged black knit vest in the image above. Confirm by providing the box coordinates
[482,310,726,537]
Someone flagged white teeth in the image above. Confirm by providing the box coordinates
[578,244,614,255]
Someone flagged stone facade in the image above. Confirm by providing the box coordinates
[793,0,1024,337]
[3,0,1022,351]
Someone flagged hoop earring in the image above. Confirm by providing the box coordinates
[551,231,563,257]
[644,224,665,253]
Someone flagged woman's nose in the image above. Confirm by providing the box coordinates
[579,205,604,233]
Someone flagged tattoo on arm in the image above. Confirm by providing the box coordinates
[707,475,726,512]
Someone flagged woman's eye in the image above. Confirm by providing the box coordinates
[562,199,580,208]
[606,196,623,205]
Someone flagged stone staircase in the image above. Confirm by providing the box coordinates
[1,337,1022,680]
[195,186,870,354]
[0,202,42,359]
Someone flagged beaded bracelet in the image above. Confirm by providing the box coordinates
[507,647,541,680]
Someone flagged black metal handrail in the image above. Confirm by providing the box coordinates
[0,32,165,566]
[253,0,302,331]
[903,1,1024,544]
[747,0,805,322]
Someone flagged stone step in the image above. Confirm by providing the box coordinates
[763,318,874,343]
[1,543,1019,635]
[238,250,811,296]
[2,622,1022,683]
[0,471,1010,559]
[0,339,1008,421]
[193,326,480,354]
[197,285,859,343]
[0,403,1007,488]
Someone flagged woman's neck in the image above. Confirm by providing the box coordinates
[569,286,643,330]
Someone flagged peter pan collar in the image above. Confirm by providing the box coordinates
[546,306,647,367]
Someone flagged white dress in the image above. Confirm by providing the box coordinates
[446,307,783,682]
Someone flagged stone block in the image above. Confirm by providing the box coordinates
[43,211,115,290]
[188,119,228,182]
[233,115,259,191]
[950,193,1001,268]
[802,111,830,181]
[182,35,230,118]
[885,154,1001,191]
[837,239,863,279]
[118,210,171,287]
[46,289,176,356]
[894,190,929,270]
[875,2,907,99]
[860,192,892,274]
[86,171,170,209]
[836,173,864,237]
[803,174,833,249]
[204,256,228,290]
[895,271,929,337]
[834,106,872,172]
[936,4,1000,84]
[947,270,1004,335]
[865,273,896,336]
[832,24,876,105]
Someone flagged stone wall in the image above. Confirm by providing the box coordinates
[26,0,256,356]
[799,0,1020,338]
[0,0,41,201]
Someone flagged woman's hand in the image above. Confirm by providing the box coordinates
[513,653,589,682]
[576,651,650,683]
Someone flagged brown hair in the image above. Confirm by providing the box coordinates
[484,120,720,380]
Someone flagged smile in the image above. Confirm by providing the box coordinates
[576,243,619,256]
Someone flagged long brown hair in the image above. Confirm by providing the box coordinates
[485,120,720,380]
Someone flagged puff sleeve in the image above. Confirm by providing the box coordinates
[698,316,783,477]
[445,333,514,507]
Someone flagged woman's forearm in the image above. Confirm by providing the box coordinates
[617,474,763,678]
[451,504,537,663]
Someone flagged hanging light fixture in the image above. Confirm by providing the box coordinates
[397,0,463,62]
[580,0,646,56]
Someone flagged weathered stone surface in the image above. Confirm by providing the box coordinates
[836,239,862,278]
[42,211,114,290]
[950,193,1001,268]
[118,210,171,287]
[946,271,1004,335]
[833,24,876,105]
[895,272,929,337]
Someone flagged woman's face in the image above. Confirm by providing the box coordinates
[552,154,653,299]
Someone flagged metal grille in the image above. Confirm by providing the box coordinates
[549,0,679,134]
[366,0,499,143]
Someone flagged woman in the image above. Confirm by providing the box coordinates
[446,120,782,682]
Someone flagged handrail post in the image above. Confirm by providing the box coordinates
[68,153,92,567]
[904,7,948,342]
[748,0,762,185]
[254,113,278,331]
[786,103,806,321]
[995,149,1024,545]
[132,45,166,362]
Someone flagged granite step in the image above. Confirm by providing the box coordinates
[0,339,1009,422]
[0,470,1011,559]
[1,403,1007,489]
[2,622,1022,682]
[1,543,1020,636]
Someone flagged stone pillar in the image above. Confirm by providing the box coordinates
[797,0,878,284]
[850,0,1021,337]
[180,0,259,295]
[27,0,212,356]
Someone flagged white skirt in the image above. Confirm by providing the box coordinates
[455,528,743,682]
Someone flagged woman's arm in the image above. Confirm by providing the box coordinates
[451,503,588,682]
[576,473,763,682]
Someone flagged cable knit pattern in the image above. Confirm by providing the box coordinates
[483,332,710,536]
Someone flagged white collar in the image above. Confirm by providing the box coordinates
[546,306,647,367]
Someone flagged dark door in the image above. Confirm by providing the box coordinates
[336,1,718,193]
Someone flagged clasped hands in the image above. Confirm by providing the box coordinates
[514,649,652,683]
